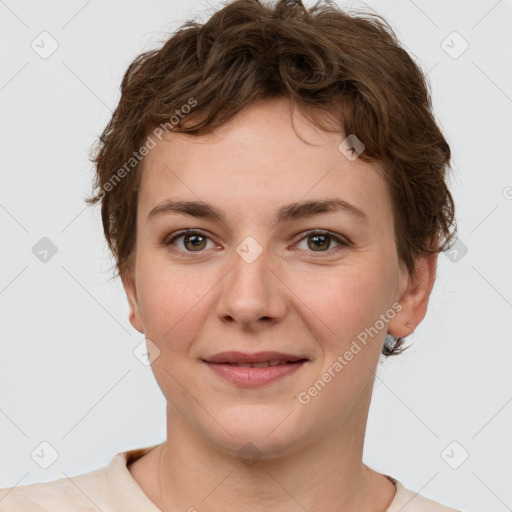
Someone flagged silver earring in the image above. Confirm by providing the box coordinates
[384,333,398,351]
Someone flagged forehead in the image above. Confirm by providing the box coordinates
[138,98,391,228]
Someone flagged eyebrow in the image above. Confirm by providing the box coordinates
[147,198,368,225]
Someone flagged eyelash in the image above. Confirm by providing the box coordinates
[164,229,349,257]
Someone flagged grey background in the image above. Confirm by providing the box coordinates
[1,1,511,511]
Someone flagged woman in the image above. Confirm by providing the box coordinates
[0,0,463,510]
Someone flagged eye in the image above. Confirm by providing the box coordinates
[165,229,217,253]
[164,229,349,256]
[294,230,348,255]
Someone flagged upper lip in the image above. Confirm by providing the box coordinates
[203,351,308,364]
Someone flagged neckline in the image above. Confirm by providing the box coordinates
[107,445,407,512]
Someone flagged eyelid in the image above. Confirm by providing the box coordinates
[292,229,349,255]
[164,228,219,251]
[164,228,350,256]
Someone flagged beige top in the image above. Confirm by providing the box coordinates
[0,445,462,511]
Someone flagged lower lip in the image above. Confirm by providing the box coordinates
[204,361,306,387]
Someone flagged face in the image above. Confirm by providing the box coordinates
[122,97,434,459]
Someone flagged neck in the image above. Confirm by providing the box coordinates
[140,384,392,511]
[127,379,397,511]
[157,431,374,512]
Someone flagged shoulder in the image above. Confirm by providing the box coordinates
[0,463,113,511]
[388,479,464,512]
[0,445,159,512]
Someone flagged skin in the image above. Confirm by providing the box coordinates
[122,97,437,512]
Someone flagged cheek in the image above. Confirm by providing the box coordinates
[135,262,213,398]
[298,267,390,419]
[307,263,389,346]
[135,256,214,351]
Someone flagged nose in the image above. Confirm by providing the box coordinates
[215,239,287,330]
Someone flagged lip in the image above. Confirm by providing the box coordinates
[202,351,309,388]
[203,351,307,364]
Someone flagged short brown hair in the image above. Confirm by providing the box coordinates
[85,0,457,356]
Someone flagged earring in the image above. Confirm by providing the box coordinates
[384,333,398,351]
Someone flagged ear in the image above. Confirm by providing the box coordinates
[387,251,438,338]
[121,268,144,334]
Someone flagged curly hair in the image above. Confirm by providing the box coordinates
[85,0,457,357]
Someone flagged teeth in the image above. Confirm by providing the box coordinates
[252,361,270,368]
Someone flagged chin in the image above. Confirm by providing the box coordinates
[201,406,313,462]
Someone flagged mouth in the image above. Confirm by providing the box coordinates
[202,350,308,365]
[202,351,309,387]
[212,359,307,368]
